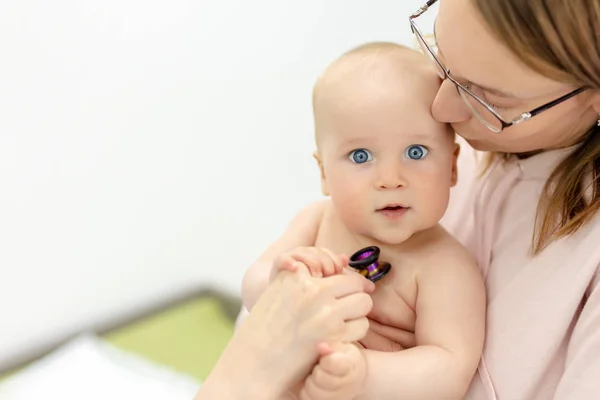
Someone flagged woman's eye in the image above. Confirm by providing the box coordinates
[405,145,429,160]
[487,100,507,111]
[348,149,373,164]
[464,83,508,111]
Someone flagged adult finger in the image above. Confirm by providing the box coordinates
[344,267,375,293]
[338,254,349,273]
[333,292,373,322]
[320,273,374,298]
[338,317,371,343]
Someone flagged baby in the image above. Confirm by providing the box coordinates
[242,42,486,399]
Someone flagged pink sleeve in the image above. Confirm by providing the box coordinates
[440,137,479,236]
[553,269,600,398]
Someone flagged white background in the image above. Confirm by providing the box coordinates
[0,0,423,368]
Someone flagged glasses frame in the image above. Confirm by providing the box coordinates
[409,0,585,133]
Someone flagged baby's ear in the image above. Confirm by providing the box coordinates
[312,150,330,196]
[450,142,460,187]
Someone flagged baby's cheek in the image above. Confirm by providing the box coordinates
[328,176,365,205]
[422,184,451,222]
[332,193,365,221]
[330,187,371,231]
[410,169,449,212]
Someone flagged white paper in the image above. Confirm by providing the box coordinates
[0,334,201,400]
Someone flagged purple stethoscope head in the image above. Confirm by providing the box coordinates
[348,246,391,283]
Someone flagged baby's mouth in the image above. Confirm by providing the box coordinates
[381,206,403,211]
[377,204,407,211]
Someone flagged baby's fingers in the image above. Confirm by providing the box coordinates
[319,350,355,377]
[320,248,348,275]
[300,368,345,399]
[288,248,326,277]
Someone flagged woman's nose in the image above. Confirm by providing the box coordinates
[431,79,471,124]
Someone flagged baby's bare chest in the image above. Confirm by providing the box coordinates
[365,260,418,333]
[315,235,418,332]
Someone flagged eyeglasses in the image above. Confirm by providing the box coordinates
[409,0,585,133]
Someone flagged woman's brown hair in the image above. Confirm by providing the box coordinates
[474,0,600,254]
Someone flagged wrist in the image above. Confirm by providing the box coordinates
[203,334,285,400]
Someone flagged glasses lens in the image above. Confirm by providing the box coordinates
[457,87,503,133]
[411,2,505,134]
[413,27,445,79]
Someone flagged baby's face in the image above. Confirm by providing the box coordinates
[315,62,457,245]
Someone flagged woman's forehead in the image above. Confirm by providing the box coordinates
[435,0,567,98]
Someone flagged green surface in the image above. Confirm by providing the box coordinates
[105,296,235,381]
[0,295,236,383]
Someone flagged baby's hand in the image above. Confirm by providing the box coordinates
[271,247,348,280]
[300,342,367,400]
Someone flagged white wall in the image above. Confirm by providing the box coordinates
[0,0,423,368]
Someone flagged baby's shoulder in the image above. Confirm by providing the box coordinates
[413,225,478,274]
[315,198,349,231]
[288,198,331,229]
[298,198,330,217]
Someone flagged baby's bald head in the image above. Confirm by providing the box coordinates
[310,42,458,226]
[312,42,443,148]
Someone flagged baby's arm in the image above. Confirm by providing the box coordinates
[357,247,486,399]
[242,200,343,311]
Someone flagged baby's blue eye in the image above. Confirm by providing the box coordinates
[349,149,373,164]
[405,145,429,160]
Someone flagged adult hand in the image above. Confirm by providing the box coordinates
[246,265,374,387]
[197,264,374,400]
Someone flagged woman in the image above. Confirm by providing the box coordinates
[229,0,600,398]
[359,0,599,398]
[194,265,374,400]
